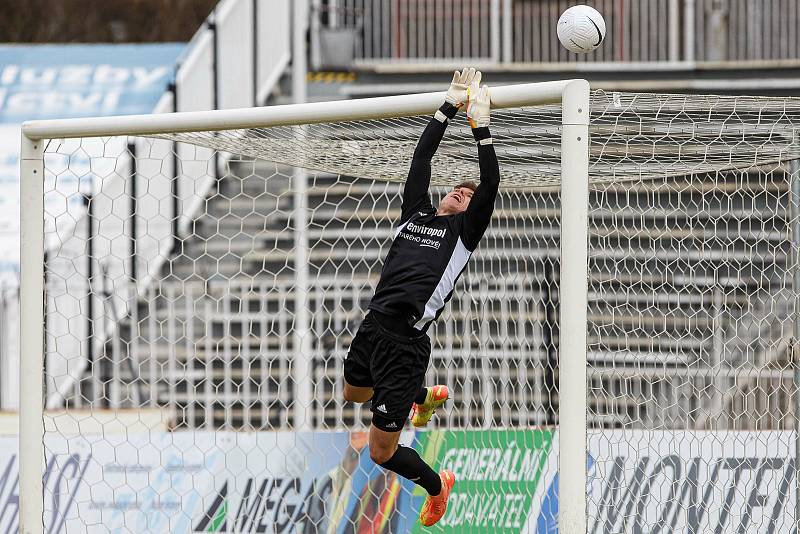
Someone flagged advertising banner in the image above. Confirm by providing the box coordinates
[586,430,797,534]
[411,429,554,534]
[0,431,421,534]
[0,44,183,124]
[1,429,795,533]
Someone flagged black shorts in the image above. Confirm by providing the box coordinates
[344,313,431,430]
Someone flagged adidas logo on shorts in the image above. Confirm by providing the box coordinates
[377,404,387,413]
[386,422,398,429]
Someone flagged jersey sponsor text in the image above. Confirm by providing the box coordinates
[405,221,446,238]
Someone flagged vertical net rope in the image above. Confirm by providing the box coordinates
[38,91,800,532]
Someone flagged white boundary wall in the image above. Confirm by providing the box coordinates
[19,80,591,534]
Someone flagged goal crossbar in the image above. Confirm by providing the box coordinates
[22,79,585,140]
[19,79,590,534]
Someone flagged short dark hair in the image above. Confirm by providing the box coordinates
[453,180,477,192]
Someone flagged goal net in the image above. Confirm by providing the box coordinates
[19,88,800,533]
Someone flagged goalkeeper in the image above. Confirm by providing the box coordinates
[343,67,500,527]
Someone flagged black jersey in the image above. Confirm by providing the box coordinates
[367,102,500,332]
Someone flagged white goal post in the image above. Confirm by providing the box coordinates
[19,80,591,534]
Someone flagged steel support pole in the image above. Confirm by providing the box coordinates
[490,0,501,63]
[210,18,221,186]
[19,134,45,534]
[169,77,180,255]
[128,141,138,283]
[252,0,259,106]
[684,0,696,62]
[293,0,313,431]
[668,0,680,61]
[502,0,513,63]
[310,0,322,71]
[559,80,590,534]
[85,193,95,401]
[790,150,800,528]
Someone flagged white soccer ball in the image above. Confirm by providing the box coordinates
[557,5,606,53]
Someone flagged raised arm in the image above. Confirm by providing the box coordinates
[401,102,459,221]
[401,68,481,223]
[463,84,500,250]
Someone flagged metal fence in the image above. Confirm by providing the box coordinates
[693,0,800,62]
[511,0,681,63]
[314,0,800,66]
[88,274,796,433]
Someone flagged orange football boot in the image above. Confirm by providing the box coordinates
[419,470,456,527]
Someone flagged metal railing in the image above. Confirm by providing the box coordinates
[313,0,800,67]
[84,274,795,432]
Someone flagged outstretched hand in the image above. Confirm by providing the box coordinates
[445,67,482,109]
[466,83,491,128]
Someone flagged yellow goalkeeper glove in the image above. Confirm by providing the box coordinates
[445,67,482,109]
[466,83,491,128]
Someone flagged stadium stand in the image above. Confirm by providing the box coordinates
[18,0,800,435]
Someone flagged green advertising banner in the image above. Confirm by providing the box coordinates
[411,429,554,533]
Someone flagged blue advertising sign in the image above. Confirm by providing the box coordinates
[0,43,183,123]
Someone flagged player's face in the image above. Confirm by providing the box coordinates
[439,186,474,215]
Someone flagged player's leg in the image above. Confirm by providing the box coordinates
[368,416,443,494]
[343,315,377,403]
[369,410,456,528]
[368,328,455,527]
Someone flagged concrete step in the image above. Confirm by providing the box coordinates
[117,327,706,365]
[106,150,790,431]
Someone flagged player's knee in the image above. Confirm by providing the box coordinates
[369,443,395,465]
[343,384,372,403]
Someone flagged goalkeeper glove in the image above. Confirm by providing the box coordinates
[466,83,491,128]
[445,67,482,108]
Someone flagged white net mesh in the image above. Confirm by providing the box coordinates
[156,91,800,186]
[33,91,800,532]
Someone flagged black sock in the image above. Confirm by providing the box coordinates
[414,387,428,405]
[379,445,442,495]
